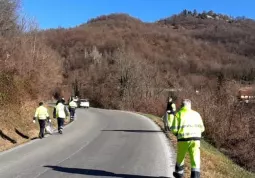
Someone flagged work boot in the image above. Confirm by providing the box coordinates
[191,171,200,178]
[164,126,168,133]
[173,172,184,178]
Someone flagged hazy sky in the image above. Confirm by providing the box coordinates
[22,0,255,29]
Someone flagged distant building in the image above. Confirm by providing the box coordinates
[238,87,255,103]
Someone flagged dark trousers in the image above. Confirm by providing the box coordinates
[163,113,170,131]
[57,117,64,131]
[38,119,46,138]
[69,108,75,119]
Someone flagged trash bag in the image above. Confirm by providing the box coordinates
[45,122,54,135]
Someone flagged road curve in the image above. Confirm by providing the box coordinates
[0,108,175,178]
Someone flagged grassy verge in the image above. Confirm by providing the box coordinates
[141,113,255,178]
[0,104,71,152]
[0,102,38,151]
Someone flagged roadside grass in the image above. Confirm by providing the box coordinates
[0,104,71,152]
[0,102,37,151]
[141,113,255,178]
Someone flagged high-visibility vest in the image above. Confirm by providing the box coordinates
[69,101,77,108]
[56,103,67,118]
[34,106,49,120]
[171,103,176,112]
[171,106,205,141]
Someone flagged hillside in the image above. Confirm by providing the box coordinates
[0,1,254,173]
[43,12,255,172]
[158,10,255,60]
[0,0,64,150]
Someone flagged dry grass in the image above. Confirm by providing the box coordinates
[0,100,37,151]
[0,104,71,152]
[142,113,255,178]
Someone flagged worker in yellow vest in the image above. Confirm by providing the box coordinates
[69,99,77,121]
[33,102,50,139]
[171,99,205,178]
[164,97,176,132]
[55,98,69,134]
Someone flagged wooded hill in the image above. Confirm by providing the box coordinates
[0,1,254,171]
[42,10,255,171]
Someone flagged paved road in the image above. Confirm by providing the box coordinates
[0,108,175,178]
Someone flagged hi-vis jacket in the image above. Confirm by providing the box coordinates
[69,101,77,109]
[56,103,69,118]
[34,106,49,120]
[171,106,205,141]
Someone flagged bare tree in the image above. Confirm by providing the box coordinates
[0,0,20,37]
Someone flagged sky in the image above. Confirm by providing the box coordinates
[22,0,255,29]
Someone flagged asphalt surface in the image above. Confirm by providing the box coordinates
[0,108,175,178]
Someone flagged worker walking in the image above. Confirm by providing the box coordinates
[33,102,51,139]
[163,97,176,132]
[69,99,77,121]
[53,99,60,120]
[55,98,69,134]
[171,99,205,178]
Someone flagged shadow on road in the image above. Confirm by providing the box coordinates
[102,129,163,133]
[44,165,169,178]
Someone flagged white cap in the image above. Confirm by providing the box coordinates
[182,99,191,109]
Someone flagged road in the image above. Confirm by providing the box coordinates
[0,108,175,178]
